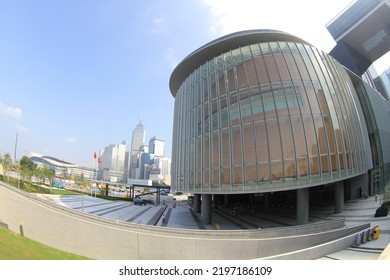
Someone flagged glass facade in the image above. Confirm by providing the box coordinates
[171,35,370,194]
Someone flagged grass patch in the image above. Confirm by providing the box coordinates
[0,227,91,260]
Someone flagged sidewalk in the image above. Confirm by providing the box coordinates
[316,194,390,260]
[39,192,390,259]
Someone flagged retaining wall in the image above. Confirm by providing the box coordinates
[0,182,369,259]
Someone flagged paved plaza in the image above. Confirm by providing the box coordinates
[39,192,390,260]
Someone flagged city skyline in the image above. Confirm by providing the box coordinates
[1,0,389,167]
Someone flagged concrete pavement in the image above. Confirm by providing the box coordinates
[38,192,390,260]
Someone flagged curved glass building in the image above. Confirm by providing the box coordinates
[169,30,387,224]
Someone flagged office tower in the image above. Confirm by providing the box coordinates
[128,120,146,179]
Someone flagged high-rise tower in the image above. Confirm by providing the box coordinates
[128,120,146,179]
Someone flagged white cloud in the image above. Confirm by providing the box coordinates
[0,102,22,118]
[152,16,167,33]
[64,136,76,143]
[200,0,353,52]
[15,124,28,133]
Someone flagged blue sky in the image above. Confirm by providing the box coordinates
[1,0,389,167]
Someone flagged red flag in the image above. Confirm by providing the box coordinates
[93,152,97,159]
[98,157,102,164]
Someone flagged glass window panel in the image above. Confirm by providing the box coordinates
[203,77,209,101]
[273,82,289,117]
[243,123,256,164]
[231,125,242,166]
[203,169,210,187]
[245,60,258,86]
[227,69,236,92]
[220,95,228,128]
[294,81,311,115]
[303,55,319,82]
[197,107,202,136]
[321,155,329,174]
[258,162,270,182]
[203,133,210,169]
[254,121,269,162]
[250,43,261,57]
[203,102,210,133]
[274,53,290,81]
[284,81,301,116]
[314,83,330,115]
[297,158,309,177]
[221,128,230,166]
[279,117,295,159]
[233,166,243,185]
[267,119,282,161]
[260,43,271,55]
[196,136,202,169]
[291,116,307,158]
[264,55,279,82]
[304,81,321,115]
[209,71,217,98]
[212,131,219,168]
[229,92,240,125]
[212,168,219,187]
[236,63,247,89]
[241,46,252,60]
[263,91,277,119]
[314,115,327,155]
[284,159,296,178]
[218,70,226,94]
[240,95,252,122]
[284,53,300,80]
[331,154,338,171]
[211,99,218,131]
[303,116,318,157]
[293,52,310,80]
[271,161,283,181]
[221,167,230,186]
[251,94,264,120]
[245,165,257,184]
[253,57,269,84]
[324,116,336,153]
[310,156,320,175]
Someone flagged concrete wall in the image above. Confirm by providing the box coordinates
[0,182,369,260]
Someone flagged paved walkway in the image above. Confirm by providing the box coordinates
[39,192,390,260]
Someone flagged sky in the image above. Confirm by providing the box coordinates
[0,0,389,167]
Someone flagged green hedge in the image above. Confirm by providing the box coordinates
[375,206,389,217]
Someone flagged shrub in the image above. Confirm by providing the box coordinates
[381,201,390,207]
[375,206,389,217]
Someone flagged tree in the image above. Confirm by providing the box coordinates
[19,156,37,182]
[42,165,55,186]
[0,153,12,181]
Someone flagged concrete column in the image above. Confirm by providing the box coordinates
[193,194,201,213]
[334,181,344,214]
[201,194,212,225]
[224,194,229,207]
[296,188,309,225]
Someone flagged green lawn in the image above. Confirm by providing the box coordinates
[0,227,91,260]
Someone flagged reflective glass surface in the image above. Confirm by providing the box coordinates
[172,40,369,193]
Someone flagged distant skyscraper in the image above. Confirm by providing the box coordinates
[149,136,165,157]
[128,120,146,178]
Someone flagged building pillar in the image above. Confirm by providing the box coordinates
[334,181,344,214]
[224,194,229,207]
[193,194,201,213]
[296,188,309,225]
[201,194,212,225]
